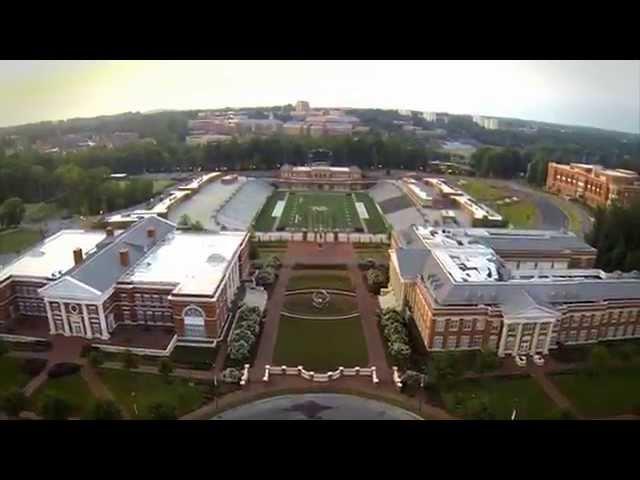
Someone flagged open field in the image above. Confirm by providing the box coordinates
[0,228,42,254]
[495,200,539,228]
[441,376,555,419]
[552,367,640,417]
[457,179,506,202]
[286,270,354,291]
[253,191,288,232]
[273,315,368,371]
[32,373,95,417]
[277,192,361,232]
[99,369,204,419]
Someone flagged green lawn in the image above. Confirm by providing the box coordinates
[0,357,31,394]
[441,377,555,419]
[457,179,507,202]
[353,193,389,234]
[495,200,539,228]
[152,179,176,193]
[282,292,358,317]
[98,369,204,419]
[273,316,368,371]
[552,367,640,417]
[0,228,42,254]
[277,192,362,231]
[32,373,95,417]
[253,190,288,232]
[287,270,354,291]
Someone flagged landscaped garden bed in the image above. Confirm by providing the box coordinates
[273,315,368,372]
[170,345,218,371]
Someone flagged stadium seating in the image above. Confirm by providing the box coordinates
[217,179,275,231]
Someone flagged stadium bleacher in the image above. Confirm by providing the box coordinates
[217,179,275,231]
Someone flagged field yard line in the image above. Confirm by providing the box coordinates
[273,192,289,231]
[351,193,368,233]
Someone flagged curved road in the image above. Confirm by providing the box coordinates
[211,393,421,420]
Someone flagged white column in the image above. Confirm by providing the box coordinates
[544,322,554,354]
[82,304,92,339]
[44,300,55,334]
[98,305,109,340]
[60,302,70,336]
[531,322,542,355]
[513,323,523,356]
[498,320,509,357]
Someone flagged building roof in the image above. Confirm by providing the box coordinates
[64,216,176,295]
[1,230,108,281]
[124,230,246,296]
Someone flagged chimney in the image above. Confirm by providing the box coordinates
[106,226,114,238]
[73,248,83,266]
[119,249,130,267]
[147,227,156,240]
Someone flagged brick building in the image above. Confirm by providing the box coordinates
[277,164,373,191]
[546,162,640,208]
[389,226,640,360]
[0,216,250,352]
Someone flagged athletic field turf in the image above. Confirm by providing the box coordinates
[277,192,361,231]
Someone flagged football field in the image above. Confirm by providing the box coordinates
[277,192,361,231]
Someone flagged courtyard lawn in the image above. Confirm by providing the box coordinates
[287,270,354,291]
[273,315,368,371]
[282,292,359,317]
[552,367,640,418]
[152,179,176,193]
[32,372,95,417]
[277,192,362,232]
[496,200,539,228]
[0,357,31,394]
[253,190,288,232]
[353,192,389,234]
[98,369,204,419]
[458,179,507,202]
[0,228,42,254]
[441,377,555,419]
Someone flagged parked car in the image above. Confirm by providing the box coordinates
[514,355,527,367]
[532,354,545,366]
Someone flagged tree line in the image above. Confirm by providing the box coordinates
[587,200,640,272]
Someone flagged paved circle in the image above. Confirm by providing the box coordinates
[211,393,422,420]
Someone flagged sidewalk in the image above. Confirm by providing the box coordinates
[529,367,583,419]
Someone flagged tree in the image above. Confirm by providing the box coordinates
[148,401,177,420]
[178,214,192,227]
[88,399,123,420]
[367,268,386,293]
[0,197,26,227]
[191,220,204,231]
[1,389,29,417]
[388,341,410,361]
[158,359,174,382]
[228,340,250,362]
[123,350,139,370]
[231,328,256,346]
[41,394,73,420]
[255,268,276,286]
[221,367,242,383]
[590,345,611,374]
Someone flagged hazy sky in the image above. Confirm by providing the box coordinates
[1,60,639,133]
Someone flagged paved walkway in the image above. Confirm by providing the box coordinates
[529,366,583,419]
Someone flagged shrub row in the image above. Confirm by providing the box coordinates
[379,309,411,367]
[226,306,262,370]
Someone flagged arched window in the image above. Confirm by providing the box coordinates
[182,305,206,338]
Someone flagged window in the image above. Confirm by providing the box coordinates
[578,330,588,342]
[435,319,445,332]
[558,331,566,343]
[460,336,470,348]
[490,320,499,333]
[432,336,443,349]
[590,329,598,340]
[581,315,590,327]
[488,335,498,350]
[505,336,515,351]
[463,319,473,331]
[607,326,615,338]
[570,315,579,328]
[568,331,577,343]
[446,336,457,350]
[183,305,206,338]
[448,319,459,331]
[475,318,485,330]
[562,317,569,327]
[471,335,483,348]
[536,335,546,350]
[91,323,101,336]
[616,325,625,337]
[593,315,600,326]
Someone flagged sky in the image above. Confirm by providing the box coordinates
[1,60,639,133]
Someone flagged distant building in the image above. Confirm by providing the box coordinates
[397,109,413,116]
[277,164,371,191]
[295,100,311,113]
[473,116,500,130]
[186,134,233,146]
[283,121,307,136]
[546,162,640,208]
[423,112,450,124]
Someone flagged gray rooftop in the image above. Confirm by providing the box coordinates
[70,216,176,293]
